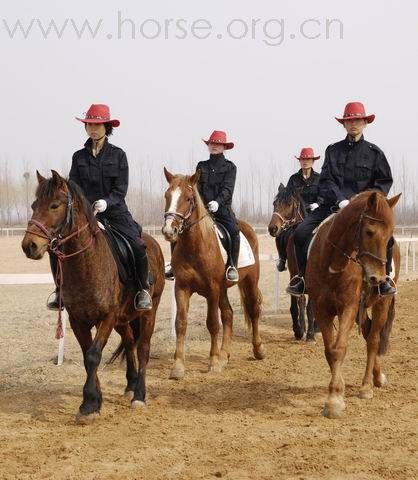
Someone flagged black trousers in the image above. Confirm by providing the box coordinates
[275,228,293,261]
[214,208,240,267]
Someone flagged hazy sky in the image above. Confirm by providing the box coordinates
[1,0,417,206]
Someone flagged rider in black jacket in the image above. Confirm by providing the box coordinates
[286,102,396,297]
[47,104,152,311]
[275,147,322,272]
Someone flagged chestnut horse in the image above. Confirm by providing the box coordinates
[305,191,401,418]
[22,171,165,423]
[268,183,316,341]
[162,168,265,378]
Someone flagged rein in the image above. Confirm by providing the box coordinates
[164,189,209,234]
[26,189,99,338]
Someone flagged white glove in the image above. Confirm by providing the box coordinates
[93,199,107,213]
[308,203,319,212]
[207,201,219,213]
[338,199,350,210]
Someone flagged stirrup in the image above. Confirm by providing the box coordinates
[226,266,239,282]
[286,275,305,297]
[46,289,64,311]
[377,277,397,297]
[164,263,174,281]
[134,290,153,311]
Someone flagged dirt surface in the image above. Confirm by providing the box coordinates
[0,235,417,480]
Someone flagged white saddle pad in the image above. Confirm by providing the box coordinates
[215,226,255,268]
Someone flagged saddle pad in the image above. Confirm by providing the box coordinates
[307,213,336,259]
[215,226,255,268]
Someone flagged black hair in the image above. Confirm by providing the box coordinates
[84,122,113,136]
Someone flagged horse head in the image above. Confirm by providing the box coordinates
[161,167,202,242]
[21,170,95,260]
[268,183,305,237]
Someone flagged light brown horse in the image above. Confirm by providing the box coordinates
[21,171,165,423]
[268,183,316,341]
[306,191,401,418]
[162,168,265,378]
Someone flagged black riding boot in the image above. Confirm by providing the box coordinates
[226,233,240,282]
[47,254,64,311]
[378,240,396,296]
[134,252,153,311]
[275,235,287,272]
[165,242,176,280]
[286,242,306,297]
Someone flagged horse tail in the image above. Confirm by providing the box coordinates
[378,297,395,355]
[239,285,263,332]
[108,318,141,364]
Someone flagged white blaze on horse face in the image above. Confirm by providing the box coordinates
[163,187,181,236]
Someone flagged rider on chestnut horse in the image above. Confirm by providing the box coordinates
[286,102,396,297]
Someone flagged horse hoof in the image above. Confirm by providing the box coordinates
[373,373,387,388]
[75,411,100,425]
[306,335,316,343]
[124,390,134,402]
[322,399,346,419]
[169,367,185,380]
[208,363,223,373]
[359,389,374,400]
[131,400,146,409]
[253,344,266,360]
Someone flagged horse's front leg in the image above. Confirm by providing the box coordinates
[170,285,191,379]
[206,289,222,373]
[131,309,156,408]
[359,299,390,400]
[219,290,233,370]
[306,297,316,342]
[76,315,115,424]
[322,305,357,419]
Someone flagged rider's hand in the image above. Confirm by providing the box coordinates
[338,199,350,210]
[207,201,219,213]
[307,203,319,212]
[93,199,107,213]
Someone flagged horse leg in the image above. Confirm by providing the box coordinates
[207,290,222,373]
[219,290,233,369]
[298,295,306,340]
[359,300,389,399]
[306,297,316,342]
[131,310,156,408]
[240,276,265,360]
[322,306,357,419]
[114,323,138,401]
[75,315,115,424]
[170,286,191,380]
[290,296,303,340]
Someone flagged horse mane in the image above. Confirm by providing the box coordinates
[36,176,97,231]
[349,190,391,220]
[173,174,214,238]
[274,183,307,216]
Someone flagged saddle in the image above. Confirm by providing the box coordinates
[214,223,255,268]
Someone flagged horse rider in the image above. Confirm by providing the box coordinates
[286,101,396,297]
[275,147,322,272]
[47,104,152,311]
[165,130,240,283]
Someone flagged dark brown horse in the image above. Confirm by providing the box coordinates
[21,171,165,423]
[162,168,265,378]
[305,191,401,418]
[268,183,316,341]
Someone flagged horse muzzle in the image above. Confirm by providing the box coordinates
[21,237,47,260]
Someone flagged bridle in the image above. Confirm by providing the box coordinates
[272,198,304,233]
[164,186,209,234]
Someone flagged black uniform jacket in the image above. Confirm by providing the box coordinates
[286,169,321,207]
[319,136,393,206]
[69,138,140,240]
[196,154,237,214]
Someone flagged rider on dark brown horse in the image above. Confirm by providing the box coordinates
[165,130,240,282]
[286,102,396,297]
[275,147,322,272]
[47,104,152,311]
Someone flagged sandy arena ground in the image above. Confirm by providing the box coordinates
[0,234,417,480]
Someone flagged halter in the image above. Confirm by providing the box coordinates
[272,198,304,233]
[25,187,99,338]
[164,186,208,234]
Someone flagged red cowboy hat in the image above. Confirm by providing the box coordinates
[295,147,320,160]
[76,104,120,127]
[202,130,234,150]
[335,102,375,124]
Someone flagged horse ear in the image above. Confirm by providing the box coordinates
[387,193,402,209]
[189,169,201,186]
[164,167,174,183]
[36,170,46,184]
[367,191,378,210]
[51,170,64,187]
[279,183,285,192]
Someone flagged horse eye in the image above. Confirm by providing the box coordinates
[365,229,374,237]
[50,202,60,210]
